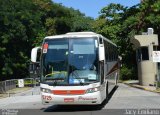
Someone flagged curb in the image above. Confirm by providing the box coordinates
[0,87,33,99]
[124,83,160,93]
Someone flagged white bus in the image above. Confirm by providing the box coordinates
[31,32,120,105]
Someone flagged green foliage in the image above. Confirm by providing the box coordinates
[100,3,126,21]
[120,65,137,80]
[120,65,132,80]
[157,81,160,88]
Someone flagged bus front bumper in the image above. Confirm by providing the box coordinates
[41,92,103,105]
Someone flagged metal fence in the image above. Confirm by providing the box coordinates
[0,79,16,93]
[0,78,40,93]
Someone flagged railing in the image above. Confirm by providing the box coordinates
[0,78,40,93]
[0,79,16,93]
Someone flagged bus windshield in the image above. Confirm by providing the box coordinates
[41,38,99,86]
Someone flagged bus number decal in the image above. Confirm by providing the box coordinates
[42,95,52,101]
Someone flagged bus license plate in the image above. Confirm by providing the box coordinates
[64,98,74,103]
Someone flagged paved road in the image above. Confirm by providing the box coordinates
[0,84,160,115]
[12,86,40,96]
[105,84,160,109]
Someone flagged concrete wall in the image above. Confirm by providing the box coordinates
[138,61,156,86]
[134,35,158,47]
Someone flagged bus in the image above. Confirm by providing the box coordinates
[31,32,120,105]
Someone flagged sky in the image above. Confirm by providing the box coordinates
[53,0,140,19]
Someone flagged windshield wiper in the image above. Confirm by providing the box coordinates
[45,77,65,86]
[45,77,64,80]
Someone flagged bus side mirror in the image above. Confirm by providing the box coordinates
[99,44,105,61]
[31,47,41,63]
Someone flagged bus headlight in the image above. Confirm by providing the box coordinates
[86,87,100,93]
[41,88,51,93]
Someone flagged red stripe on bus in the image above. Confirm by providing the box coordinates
[52,90,86,95]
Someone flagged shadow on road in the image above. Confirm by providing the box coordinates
[42,85,119,112]
[99,85,118,109]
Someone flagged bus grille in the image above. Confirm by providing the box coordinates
[52,90,86,95]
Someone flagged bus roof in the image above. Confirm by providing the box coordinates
[44,32,117,47]
[45,32,99,39]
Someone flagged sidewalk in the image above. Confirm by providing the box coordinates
[0,86,40,99]
[122,80,160,93]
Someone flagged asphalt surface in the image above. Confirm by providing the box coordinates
[0,84,160,115]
